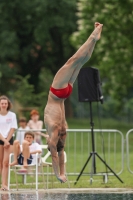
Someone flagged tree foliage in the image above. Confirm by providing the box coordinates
[0,0,77,95]
[72,0,133,110]
[12,68,53,117]
[0,0,78,118]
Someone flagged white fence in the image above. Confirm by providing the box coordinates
[66,129,124,179]
[126,129,133,174]
[15,128,124,181]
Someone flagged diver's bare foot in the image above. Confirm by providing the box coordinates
[58,175,67,183]
[93,22,103,41]
[9,161,18,166]
[95,22,101,28]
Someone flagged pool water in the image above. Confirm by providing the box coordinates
[1,192,133,200]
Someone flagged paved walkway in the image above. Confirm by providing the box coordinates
[1,188,133,194]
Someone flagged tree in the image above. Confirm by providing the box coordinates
[0,0,77,94]
[71,0,133,111]
[12,69,53,119]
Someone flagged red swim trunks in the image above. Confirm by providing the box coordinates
[50,83,73,99]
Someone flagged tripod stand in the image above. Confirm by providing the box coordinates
[74,101,123,185]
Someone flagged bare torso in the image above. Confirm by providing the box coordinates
[44,91,66,137]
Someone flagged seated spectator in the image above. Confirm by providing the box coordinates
[27,110,43,144]
[16,117,30,145]
[10,131,42,171]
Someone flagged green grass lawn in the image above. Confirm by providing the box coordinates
[67,118,133,135]
[9,168,133,189]
[9,118,133,189]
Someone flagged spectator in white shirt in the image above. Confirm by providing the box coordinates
[0,95,17,191]
[10,131,42,171]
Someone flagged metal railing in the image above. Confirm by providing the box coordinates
[126,129,133,173]
[66,129,124,179]
[15,128,124,177]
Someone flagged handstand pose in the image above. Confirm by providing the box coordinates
[44,22,103,183]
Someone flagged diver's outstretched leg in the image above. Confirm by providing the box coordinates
[51,22,103,89]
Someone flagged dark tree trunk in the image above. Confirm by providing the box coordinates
[65,98,73,118]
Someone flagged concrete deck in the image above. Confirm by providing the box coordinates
[1,188,133,194]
